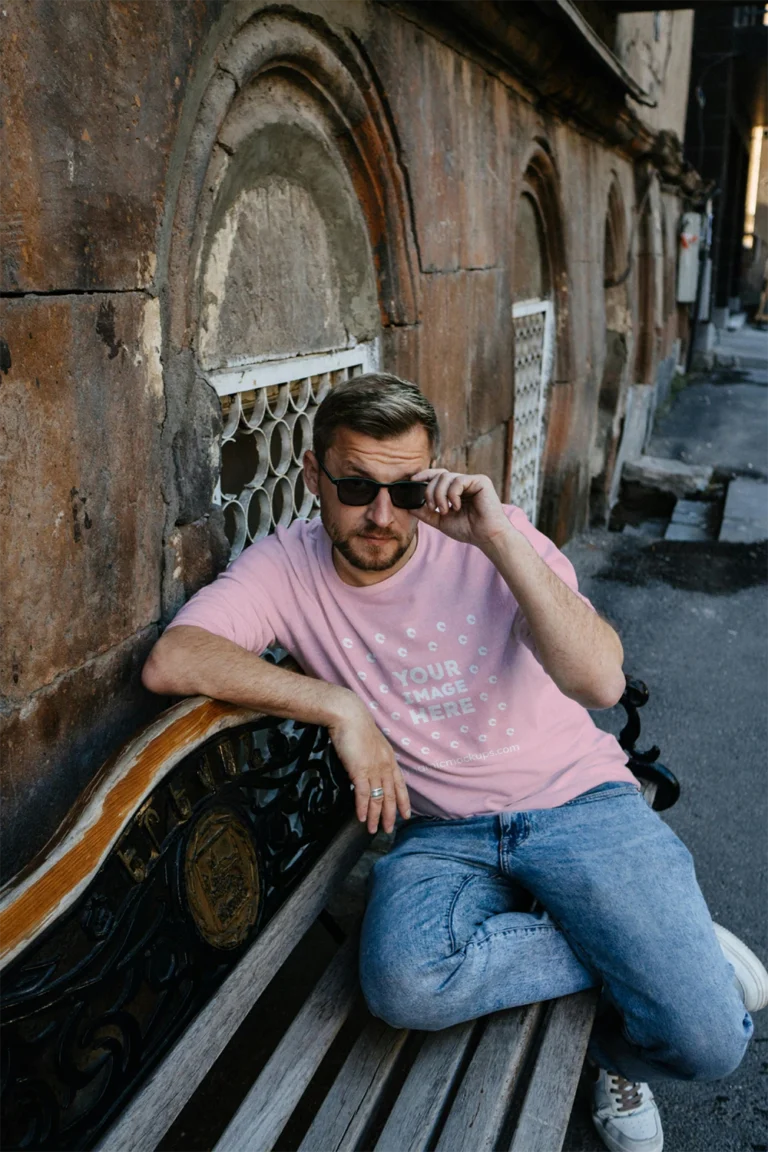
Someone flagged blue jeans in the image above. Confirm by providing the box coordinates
[360,782,752,1082]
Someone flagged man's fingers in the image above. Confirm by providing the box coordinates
[366,782,386,834]
[380,785,397,835]
[429,473,455,513]
[353,779,370,824]
[394,771,411,821]
[447,476,465,511]
[351,767,406,834]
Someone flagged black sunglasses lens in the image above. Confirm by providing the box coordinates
[336,478,380,506]
[390,483,427,509]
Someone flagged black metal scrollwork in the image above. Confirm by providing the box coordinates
[0,717,351,1151]
[618,676,680,812]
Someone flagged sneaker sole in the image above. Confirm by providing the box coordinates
[592,1113,664,1152]
[714,923,768,1012]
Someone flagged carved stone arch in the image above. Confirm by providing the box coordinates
[154,10,420,607]
[590,175,633,524]
[164,11,420,353]
[514,139,575,384]
[510,139,576,543]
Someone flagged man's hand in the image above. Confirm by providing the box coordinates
[410,473,625,709]
[142,625,411,834]
[411,468,511,550]
[328,697,411,834]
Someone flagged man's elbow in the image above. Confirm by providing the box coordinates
[141,636,184,697]
[579,667,626,710]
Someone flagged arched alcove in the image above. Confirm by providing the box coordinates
[590,178,632,523]
[510,142,575,541]
[156,11,420,578]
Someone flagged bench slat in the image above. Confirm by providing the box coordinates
[508,989,599,1152]
[374,1021,476,1152]
[435,1002,544,1152]
[216,934,360,1152]
[298,1016,409,1152]
[98,819,368,1152]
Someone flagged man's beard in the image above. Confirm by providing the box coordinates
[325,518,416,572]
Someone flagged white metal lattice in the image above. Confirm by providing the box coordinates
[204,342,380,561]
[510,300,554,523]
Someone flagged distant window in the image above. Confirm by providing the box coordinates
[511,192,554,524]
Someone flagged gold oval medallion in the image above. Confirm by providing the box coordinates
[184,807,260,949]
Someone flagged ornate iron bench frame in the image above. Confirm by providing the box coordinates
[0,674,676,1152]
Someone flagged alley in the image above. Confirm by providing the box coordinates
[563,358,768,1151]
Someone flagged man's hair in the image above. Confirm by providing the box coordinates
[312,373,440,463]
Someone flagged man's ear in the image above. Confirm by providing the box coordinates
[303,449,320,496]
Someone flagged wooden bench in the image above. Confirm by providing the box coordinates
[0,674,677,1152]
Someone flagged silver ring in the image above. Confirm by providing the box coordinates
[370,787,384,800]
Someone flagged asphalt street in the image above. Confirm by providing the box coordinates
[562,360,768,1152]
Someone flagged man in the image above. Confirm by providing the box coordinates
[143,374,766,1152]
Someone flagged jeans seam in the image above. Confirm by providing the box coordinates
[447,874,482,954]
[562,785,640,808]
[460,920,560,957]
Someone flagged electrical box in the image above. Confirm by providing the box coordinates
[677,212,701,303]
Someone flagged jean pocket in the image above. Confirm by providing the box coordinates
[561,781,640,807]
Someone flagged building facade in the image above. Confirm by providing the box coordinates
[0,0,700,882]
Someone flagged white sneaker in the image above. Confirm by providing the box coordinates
[592,1067,663,1152]
[714,923,768,1012]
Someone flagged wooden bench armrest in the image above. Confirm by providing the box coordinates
[0,696,260,969]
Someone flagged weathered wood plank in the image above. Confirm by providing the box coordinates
[299,1016,409,1152]
[508,989,599,1152]
[436,1003,544,1152]
[215,934,361,1152]
[0,695,260,968]
[374,1021,477,1152]
[98,818,369,1152]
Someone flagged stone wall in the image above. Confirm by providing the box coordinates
[617,8,694,142]
[0,0,689,882]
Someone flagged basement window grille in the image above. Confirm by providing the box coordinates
[510,300,554,524]
[204,342,380,561]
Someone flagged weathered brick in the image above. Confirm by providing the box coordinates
[419,273,471,449]
[418,270,513,453]
[381,324,421,389]
[162,513,231,622]
[467,423,509,497]
[0,628,159,885]
[467,270,514,437]
[368,7,511,274]
[0,0,218,291]
[0,293,165,699]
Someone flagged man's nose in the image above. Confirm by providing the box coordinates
[366,487,395,526]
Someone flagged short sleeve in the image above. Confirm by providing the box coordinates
[166,536,286,654]
[504,504,594,605]
[504,504,595,655]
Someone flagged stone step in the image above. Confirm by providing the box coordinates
[663,498,714,542]
[719,478,768,543]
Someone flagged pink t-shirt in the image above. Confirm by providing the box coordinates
[168,506,637,816]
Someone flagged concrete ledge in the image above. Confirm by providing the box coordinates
[623,456,714,500]
[719,478,768,543]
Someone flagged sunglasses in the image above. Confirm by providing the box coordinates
[318,460,427,509]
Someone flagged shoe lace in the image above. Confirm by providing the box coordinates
[609,1075,644,1112]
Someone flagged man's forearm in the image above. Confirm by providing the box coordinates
[141,625,357,728]
[481,527,625,709]
[143,625,412,833]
